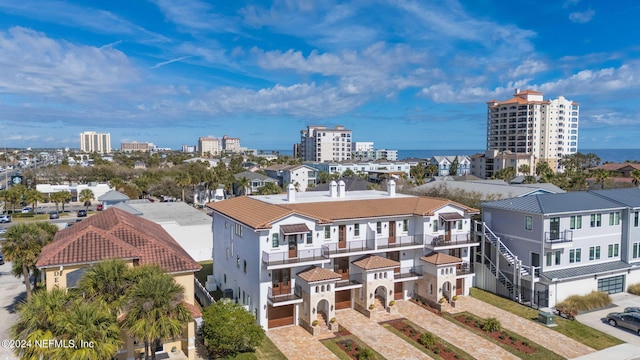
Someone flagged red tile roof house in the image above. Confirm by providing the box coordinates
[36,207,202,360]
[206,180,479,334]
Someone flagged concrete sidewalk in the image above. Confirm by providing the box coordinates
[267,326,339,360]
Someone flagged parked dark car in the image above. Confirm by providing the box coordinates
[49,211,59,220]
[77,210,87,217]
[625,307,640,313]
[0,254,4,265]
[606,312,640,335]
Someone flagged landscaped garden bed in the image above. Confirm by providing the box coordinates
[446,312,564,360]
[409,298,442,316]
[382,319,472,360]
[322,331,383,360]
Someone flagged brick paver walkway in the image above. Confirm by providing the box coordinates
[338,308,432,360]
[454,297,595,359]
[396,300,518,360]
[267,326,339,360]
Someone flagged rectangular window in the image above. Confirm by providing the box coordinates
[595,246,601,260]
[554,251,561,265]
[402,219,408,232]
[324,226,331,239]
[614,244,619,257]
[243,260,247,273]
[272,233,279,248]
[589,246,595,261]
[306,232,313,244]
[525,216,532,231]
[433,220,439,232]
[546,252,552,267]
[590,213,602,227]
[570,215,582,229]
[376,222,382,234]
[609,212,620,226]
[608,244,613,258]
[457,220,462,230]
[635,212,639,227]
[354,223,360,236]
[235,223,243,237]
[576,248,581,262]
[570,249,575,263]
[633,242,640,259]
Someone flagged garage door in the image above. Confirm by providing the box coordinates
[267,304,294,329]
[598,275,625,294]
[335,290,351,310]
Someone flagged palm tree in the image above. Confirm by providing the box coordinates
[237,176,250,195]
[58,190,72,212]
[410,163,426,185]
[592,168,611,189]
[122,266,192,360]
[11,288,71,359]
[109,177,125,191]
[425,164,439,178]
[174,172,191,202]
[49,191,65,213]
[24,189,45,212]
[3,223,57,299]
[632,169,640,187]
[53,300,121,360]
[255,182,282,195]
[518,164,531,176]
[79,188,95,211]
[78,259,131,316]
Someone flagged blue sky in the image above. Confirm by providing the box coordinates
[1,0,639,151]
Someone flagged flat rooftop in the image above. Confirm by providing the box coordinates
[253,189,415,205]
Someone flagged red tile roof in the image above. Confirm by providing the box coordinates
[352,255,399,270]
[420,252,463,265]
[297,266,342,283]
[37,207,201,273]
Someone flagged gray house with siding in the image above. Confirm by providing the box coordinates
[476,189,640,308]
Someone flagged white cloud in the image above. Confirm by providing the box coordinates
[569,10,595,23]
[151,0,241,34]
[0,27,139,100]
[562,0,581,8]
[507,59,548,78]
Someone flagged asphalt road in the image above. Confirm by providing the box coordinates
[575,292,640,347]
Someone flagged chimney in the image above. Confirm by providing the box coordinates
[514,88,520,95]
[387,180,396,197]
[329,181,338,198]
[338,180,346,198]
[286,183,296,202]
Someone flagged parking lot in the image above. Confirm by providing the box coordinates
[576,292,640,347]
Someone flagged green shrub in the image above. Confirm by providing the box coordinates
[556,291,611,314]
[357,347,376,360]
[418,333,437,348]
[234,353,258,360]
[482,317,501,332]
[628,283,640,296]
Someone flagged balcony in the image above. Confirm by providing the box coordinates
[427,233,478,249]
[544,230,573,249]
[268,286,303,306]
[456,263,474,276]
[394,266,423,281]
[335,275,363,290]
[262,248,329,269]
[377,234,424,250]
[321,239,375,257]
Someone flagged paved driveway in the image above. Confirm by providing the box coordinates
[575,292,640,347]
[0,261,24,360]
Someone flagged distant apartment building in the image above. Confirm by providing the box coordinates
[121,141,152,153]
[80,131,111,154]
[198,137,220,157]
[470,150,535,179]
[222,135,241,153]
[352,142,374,151]
[182,144,196,153]
[299,125,352,162]
[429,156,471,176]
[486,89,579,173]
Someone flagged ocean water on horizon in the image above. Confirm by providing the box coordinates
[276,149,640,164]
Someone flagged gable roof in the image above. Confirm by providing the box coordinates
[37,207,201,273]
[481,191,624,214]
[297,266,341,283]
[234,171,279,182]
[98,190,130,201]
[590,188,640,208]
[352,255,399,270]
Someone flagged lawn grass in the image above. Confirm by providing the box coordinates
[254,336,287,360]
[470,288,623,350]
[382,319,473,360]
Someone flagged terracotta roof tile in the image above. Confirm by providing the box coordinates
[37,208,201,273]
[420,252,463,265]
[297,266,342,283]
[352,255,399,270]
[206,195,478,229]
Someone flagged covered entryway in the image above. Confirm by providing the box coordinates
[394,282,403,300]
[443,281,452,301]
[374,286,388,308]
[281,224,311,259]
[267,304,294,328]
[440,212,464,242]
[316,299,330,326]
